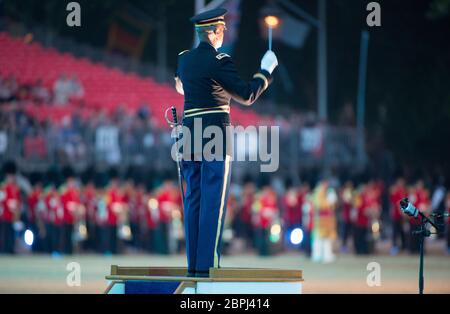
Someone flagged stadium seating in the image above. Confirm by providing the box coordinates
[0,32,263,127]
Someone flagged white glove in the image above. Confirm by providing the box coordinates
[260,50,278,74]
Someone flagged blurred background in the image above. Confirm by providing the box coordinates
[0,0,449,293]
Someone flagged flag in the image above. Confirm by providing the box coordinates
[107,6,151,59]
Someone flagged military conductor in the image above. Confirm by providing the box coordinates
[174,8,278,277]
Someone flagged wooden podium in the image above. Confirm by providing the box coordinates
[105,266,303,294]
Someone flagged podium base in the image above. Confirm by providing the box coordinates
[105,266,303,294]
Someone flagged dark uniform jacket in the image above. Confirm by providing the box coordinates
[175,41,272,159]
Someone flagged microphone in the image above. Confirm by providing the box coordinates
[399,198,419,218]
[400,197,439,229]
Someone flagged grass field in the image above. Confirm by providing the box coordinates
[0,252,449,294]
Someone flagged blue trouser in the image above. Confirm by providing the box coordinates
[181,156,232,274]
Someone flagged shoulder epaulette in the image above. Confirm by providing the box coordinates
[178,50,189,56]
[216,52,230,60]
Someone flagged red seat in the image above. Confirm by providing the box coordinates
[0,32,268,126]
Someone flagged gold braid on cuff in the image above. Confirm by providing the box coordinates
[253,73,269,90]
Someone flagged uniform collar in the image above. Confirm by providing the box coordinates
[198,41,217,51]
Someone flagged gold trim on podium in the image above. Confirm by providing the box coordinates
[106,265,303,283]
[110,265,188,277]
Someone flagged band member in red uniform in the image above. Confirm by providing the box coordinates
[0,162,21,254]
[145,192,159,253]
[96,187,109,254]
[238,181,256,247]
[414,180,430,214]
[27,174,46,252]
[132,182,147,250]
[82,179,97,252]
[60,169,82,254]
[155,180,179,254]
[365,181,382,254]
[123,179,138,248]
[282,180,302,249]
[252,185,278,256]
[389,177,407,255]
[352,184,370,255]
[44,183,64,254]
[105,170,127,254]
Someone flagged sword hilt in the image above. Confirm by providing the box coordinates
[164,106,179,127]
[171,106,178,125]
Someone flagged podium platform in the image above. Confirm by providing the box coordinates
[105,265,303,294]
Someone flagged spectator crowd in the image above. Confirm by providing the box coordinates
[0,73,83,106]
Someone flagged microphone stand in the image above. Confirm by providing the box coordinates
[411,212,440,295]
